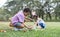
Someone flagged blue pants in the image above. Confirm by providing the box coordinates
[13,22,22,27]
[39,23,45,28]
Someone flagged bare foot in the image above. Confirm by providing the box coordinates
[0,30,6,32]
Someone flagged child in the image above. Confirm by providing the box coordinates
[34,15,46,29]
[9,8,32,31]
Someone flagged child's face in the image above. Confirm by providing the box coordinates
[37,18,41,21]
[24,12,29,16]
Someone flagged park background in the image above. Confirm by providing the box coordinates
[0,0,60,22]
[0,0,60,37]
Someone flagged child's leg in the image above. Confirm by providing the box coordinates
[13,27,24,31]
[9,22,24,28]
[13,22,25,31]
[14,22,24,29]
[9,22,25,31]
[39,23,45,29]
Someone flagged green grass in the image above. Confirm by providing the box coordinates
[0,22,60,37]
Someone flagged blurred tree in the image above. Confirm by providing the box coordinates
[0,0,60,21]
[55,4,60,20]
[52,0,60,20]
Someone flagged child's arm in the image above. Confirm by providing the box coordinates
[25,17,33,21]
[22,22,32,29]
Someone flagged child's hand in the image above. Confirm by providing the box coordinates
[34,22,36,24]
[27,25,33,29]
[34,22,37,25]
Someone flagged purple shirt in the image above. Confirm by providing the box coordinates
[11,10,25,24]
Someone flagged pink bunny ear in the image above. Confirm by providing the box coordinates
[32,11,36,15]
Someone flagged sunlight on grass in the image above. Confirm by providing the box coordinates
[0,22,60,37]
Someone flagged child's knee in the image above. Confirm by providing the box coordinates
[42,26,45,28]
[39,23,45,29]
[17,25,24,28]
[21,25,24,28]
[9,22,14,27]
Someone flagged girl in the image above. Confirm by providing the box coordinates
[34,15,46,29]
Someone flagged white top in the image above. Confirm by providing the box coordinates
[37,18,45,24]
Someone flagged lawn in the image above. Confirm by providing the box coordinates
[0,22,60,37]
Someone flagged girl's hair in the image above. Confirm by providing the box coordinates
[33,15,38,20]
[33,15,39,26]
